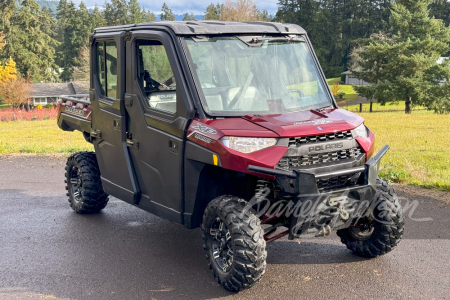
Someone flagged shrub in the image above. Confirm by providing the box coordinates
[336,91,346,99]
[44,103,54,109]
[35,104,43,110]
[330,83,341,96]
[0,107,59,122]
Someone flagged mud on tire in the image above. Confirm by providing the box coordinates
[202,196,267,292]
[65,151,109,213]
[337,178,404,258]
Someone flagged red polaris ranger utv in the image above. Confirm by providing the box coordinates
[56,21,404,292]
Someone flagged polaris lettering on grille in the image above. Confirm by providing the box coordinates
[309,142,344,153]
[65,106,85,116]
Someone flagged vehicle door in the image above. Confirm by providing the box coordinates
[90,33,139,203]
[124,31,194,222]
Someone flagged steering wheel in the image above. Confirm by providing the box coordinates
[287,89,305,98]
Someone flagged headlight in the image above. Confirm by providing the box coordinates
[354,123,369,138]
[221,137,277,153]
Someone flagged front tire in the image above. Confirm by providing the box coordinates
[202,196,267,292]
[65,151,108,214]
[337,178,404,258]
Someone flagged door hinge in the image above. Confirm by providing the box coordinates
[125,31,132,42]
[126,132,139,149]
[125,96,133,107]
[90,129,102,139]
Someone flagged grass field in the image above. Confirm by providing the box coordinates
[1,112,449,191]
[0,120,93,154]
[360,110,450,191]
[326,77,359,102]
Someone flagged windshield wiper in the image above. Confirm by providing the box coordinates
[236,35,305,47]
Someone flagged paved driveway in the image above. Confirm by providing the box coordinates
[0,156,449,300]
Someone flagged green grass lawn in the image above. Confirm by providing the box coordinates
[1,112,449,191]
[0,119,93,154]
[360,110,450,191]
[326,77,359,102]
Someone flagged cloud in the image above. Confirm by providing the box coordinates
[73,0,279,16]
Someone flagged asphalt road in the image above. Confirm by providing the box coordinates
[0,155,449,300]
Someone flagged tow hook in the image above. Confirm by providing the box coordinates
[315,225,332,237]
[328,196,350,221]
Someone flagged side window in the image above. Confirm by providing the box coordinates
[136,40,176,114]
[96,41,118,99]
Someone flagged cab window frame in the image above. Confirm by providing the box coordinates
[94,39,119,101]
[135,39,177,114]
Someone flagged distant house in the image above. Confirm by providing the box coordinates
[31,82,89,106]
[341,70,371,86]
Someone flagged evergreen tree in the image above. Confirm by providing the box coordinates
[143,9,156,22]
[57,1,92,81]
[105,0,128,26]
[91,6,106,29]
[1,0,59,82]
[352,0,450,113]
[430,0,450,26]
[183,13,196,21]
[128,0,144,24]
[160,3,176,21]
[39,5,57,39]
[203,3,223,20]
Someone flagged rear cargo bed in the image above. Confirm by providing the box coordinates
[57,94,92,139]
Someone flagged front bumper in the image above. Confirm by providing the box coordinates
[248,145,390,239]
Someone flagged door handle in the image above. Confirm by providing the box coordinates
[126,132,139,149]
[126,139,139,149]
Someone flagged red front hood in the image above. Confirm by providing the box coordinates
[205,108,364,138]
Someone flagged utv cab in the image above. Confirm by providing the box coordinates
[57,21,404,292]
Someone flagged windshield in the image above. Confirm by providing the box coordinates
[184,35,333,116]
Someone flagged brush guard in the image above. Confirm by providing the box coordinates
[248,145,389,241]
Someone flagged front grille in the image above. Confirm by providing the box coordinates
[288,131,353,146]
[276,147,362,170]
[316,172,361,190]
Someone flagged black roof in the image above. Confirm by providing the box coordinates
[94,21,306,35]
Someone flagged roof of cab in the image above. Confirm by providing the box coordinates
[94,21,306,35]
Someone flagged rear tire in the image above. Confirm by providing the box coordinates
[65,151,108,214]
[337,178,404,258]
[202,196,266,292]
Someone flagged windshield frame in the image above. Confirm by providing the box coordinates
[180,34,336,118]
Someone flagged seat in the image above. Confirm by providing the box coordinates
[226,87,257,111]
[204,94,223,111]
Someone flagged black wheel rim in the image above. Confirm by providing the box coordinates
[210,217,233,273]
[349,222,375,240]
[70,166,82,203]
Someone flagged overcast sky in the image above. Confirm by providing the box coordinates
[73,0,279,16]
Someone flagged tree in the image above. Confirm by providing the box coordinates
[160,3,176,21]
[274,0,394,77]
[1,0,59,82]
[128,0,144,23]
[351,0,450,113]
[220,0,259,21]
[0,57,17,83]
[183,13,196,21]
[0,31,5,50]
[57,1,91,81]
[143,9,156,22]
[203,3,222,20]
[105,0,128,26]
[73,44,89,82]
[91,6,106,29]
[0,76,32,108]
[255,9,273,22]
